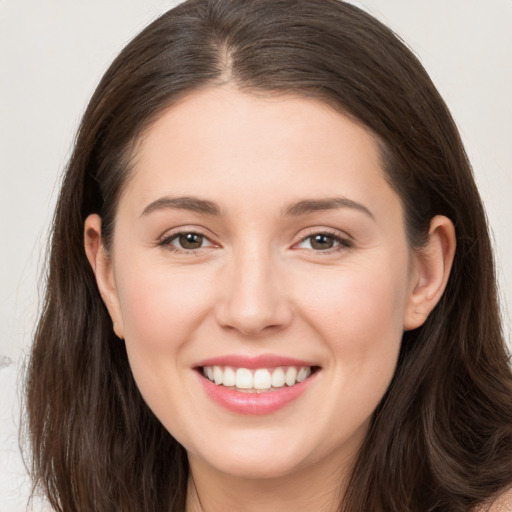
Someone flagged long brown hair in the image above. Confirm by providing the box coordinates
[26,1,512,510]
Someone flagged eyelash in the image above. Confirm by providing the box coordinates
[158,230,215,254]
[295,230,354,253]
[158,229,353,254]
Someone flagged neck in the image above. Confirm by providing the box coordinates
[185,449,357,512]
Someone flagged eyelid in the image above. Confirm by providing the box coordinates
[157,226,220,253]
[156,225,353,254]
[292,228,354,252]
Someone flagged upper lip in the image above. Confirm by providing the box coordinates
[194,354,318,369]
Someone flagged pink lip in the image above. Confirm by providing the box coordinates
[194,354,316,369]
[198,375,315,415]
[194,355,319,415]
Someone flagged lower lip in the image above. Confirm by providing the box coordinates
[197,371,317,415]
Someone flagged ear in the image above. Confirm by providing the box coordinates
[403,215,456,331]
[84,214,125,339]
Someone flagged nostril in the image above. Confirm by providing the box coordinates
[214,267,294,336]
[216,307,294,337]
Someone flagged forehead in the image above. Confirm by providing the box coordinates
[121,85,400,220]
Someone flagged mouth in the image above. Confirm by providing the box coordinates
[194,355,320,414]
[199,365,319,393]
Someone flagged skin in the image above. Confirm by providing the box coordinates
[85,85,455,512]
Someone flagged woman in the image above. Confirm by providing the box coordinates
[26,0,512,510]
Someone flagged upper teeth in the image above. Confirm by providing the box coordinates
[202,366,312,390]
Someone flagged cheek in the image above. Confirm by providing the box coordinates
[296,262,408,438]
[299,258,407,337]
[112,259,214,436]
[114,260,213,357]
[294,256,408,390]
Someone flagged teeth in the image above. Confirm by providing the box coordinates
[213,366,223,385]
[236,368,253,389]
[223,366,236,387]
[297,367,311,382]
[202,365,313,390]
[253,369,272,390]
[285,367,297,386]
[271,367,285,388]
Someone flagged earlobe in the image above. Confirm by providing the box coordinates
[403,215,456,331]
[84,214,125,339]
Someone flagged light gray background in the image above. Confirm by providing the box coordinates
[1,0,511,365]
[0,1,511,511]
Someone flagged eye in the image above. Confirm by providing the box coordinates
[160,231,215,252]
[296,232,352,252]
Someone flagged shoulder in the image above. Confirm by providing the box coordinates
[475,488,512,512]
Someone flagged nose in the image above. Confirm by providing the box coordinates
[215,245,293,337]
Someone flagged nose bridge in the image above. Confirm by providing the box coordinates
[216,240,292,336]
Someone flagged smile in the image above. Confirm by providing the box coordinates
[202,365,313,392]
[195,357,320,415]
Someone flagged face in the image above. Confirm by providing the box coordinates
[93,86,423,483]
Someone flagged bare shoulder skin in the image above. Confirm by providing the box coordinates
[476,488,512,511]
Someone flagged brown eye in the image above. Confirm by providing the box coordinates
[295,232,352,252]
[160,230,215,253]
[309,234,335,250]
[178,232,204,249]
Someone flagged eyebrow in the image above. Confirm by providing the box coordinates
[140,195,374,219]
[140,196,222,217]
[284,197,374,219]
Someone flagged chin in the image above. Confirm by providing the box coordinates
[186,428,330,481]
[202,453,307,480]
